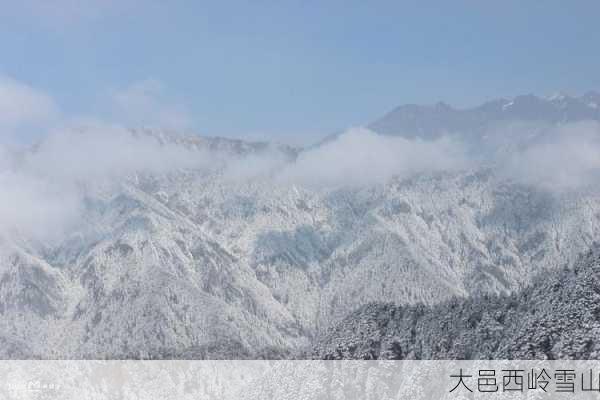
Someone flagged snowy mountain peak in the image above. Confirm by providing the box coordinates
[369,91,600,139]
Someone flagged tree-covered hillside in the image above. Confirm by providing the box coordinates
[314,249,600,360]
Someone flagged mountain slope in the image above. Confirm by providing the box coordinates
[313,248,600,360]
[3,164,600,358]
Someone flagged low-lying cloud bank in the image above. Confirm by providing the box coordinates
[501,121,600,191]
[3,121,600,240]
[3,74,600,241]
[278,128,469,187]
[0,125,218,240]
[0,76,60,142]
[281,121,600,193]
[25,124,214,181]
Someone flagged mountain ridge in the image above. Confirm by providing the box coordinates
[369,91,600,139]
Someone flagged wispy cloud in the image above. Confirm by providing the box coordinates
[0,75,203,240]
[278,128,470,187]
[0,75,59,140]
[0,167,82,241]
[500,121,600,192]
[3,75,600,242]
[110,79,193,130]
[0,124,216,241]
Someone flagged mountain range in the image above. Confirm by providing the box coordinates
[1,92,600,359]
[370,91,600,138]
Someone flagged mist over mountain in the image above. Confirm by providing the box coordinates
[1,92,600,359]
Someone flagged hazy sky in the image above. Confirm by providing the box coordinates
[1,1,599,141]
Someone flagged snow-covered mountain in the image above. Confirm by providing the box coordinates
[369,91,600,139]
[2,93,600,359]
[314,247,600,360]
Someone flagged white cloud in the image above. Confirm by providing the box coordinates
[0,122,217,241]
[0,75,210,240]
[27,125,206,180]
[3,75,600,242]
[501,121,600,192]
[278,128,470,187]
[0,76,59,137]
[111,79,193,130]
[3,119,600,242]
[0,168,82,241]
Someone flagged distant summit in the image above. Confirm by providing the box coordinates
[369,91,600,139]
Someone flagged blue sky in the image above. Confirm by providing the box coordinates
[1,1,600,143]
